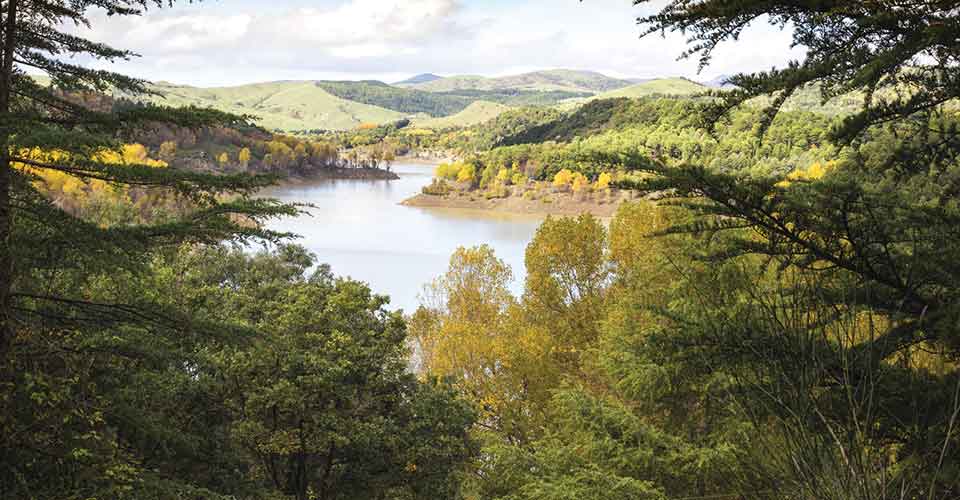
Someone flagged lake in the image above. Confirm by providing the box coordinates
[259,162,545,312]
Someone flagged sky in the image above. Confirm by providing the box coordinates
[60,0,805,87]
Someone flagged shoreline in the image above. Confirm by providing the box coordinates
[273,166,401,185]
[401,187,641,218]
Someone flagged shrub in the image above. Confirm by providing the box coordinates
[595,172,613,190]
[422,178,452,196]
[553,168,574,188]
[457,163,477,184]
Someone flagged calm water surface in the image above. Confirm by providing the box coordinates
[259,162,544,312]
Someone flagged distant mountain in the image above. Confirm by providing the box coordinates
[703,74,737,88]
[411,69,635,94]
[394,73,443,86]
[595,77,709,99]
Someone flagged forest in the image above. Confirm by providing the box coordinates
[3,1,960,500]
[315,80,591,117]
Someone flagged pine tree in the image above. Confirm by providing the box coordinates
[613,2,960,496]
[0,2,299,496]
[635,0,960,139]
[0,0,296,356]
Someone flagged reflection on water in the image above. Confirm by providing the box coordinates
[259,162,544,312]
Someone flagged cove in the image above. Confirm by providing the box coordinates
[259,162,545,312]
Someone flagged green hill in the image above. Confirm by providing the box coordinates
[594,77,709,98]
[315,80,473,117]
[415,101,512,129]
[144,81,406,131]
[413,69,634,93]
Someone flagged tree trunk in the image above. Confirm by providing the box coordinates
[0,0,19,362]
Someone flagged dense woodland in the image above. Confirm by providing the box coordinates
[2,1,960,500]
[315,80,590,117]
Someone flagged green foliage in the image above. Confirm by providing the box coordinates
[635,0,960,140]
[317,80,589,118]
[595,77,708,99]
[422,178,452,195]
[146,80,406,131]
[316,80,474,117]
[0,3,475,499]
[200,247,477,500]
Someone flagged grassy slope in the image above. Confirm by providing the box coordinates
[415,101,512,129]
[413,70,634,93]
[146,81,406,131]
[594,77,709,98]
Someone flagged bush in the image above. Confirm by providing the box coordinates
[485,185,509,199]
[422,178,452,196]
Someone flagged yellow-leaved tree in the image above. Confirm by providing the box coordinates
[595,172,613,190]
[238,147,252,168]
[570,172,590,192]
[553,168,574,188]
[411,245,556,443]
[523,214,609,368]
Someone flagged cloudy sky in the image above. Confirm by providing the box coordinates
[62,0,804,87]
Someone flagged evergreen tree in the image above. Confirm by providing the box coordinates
[0,2,297,497]
[609,1,960,496]
[0,1,295,357]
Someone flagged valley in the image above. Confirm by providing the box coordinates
[139,69,711,132]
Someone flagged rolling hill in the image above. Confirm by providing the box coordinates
[414,101,512,129]
[411,69,634,93]
[119,75,712,133]
[144,81,407,131]
[594,77,709,99]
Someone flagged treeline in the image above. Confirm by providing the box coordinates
[405,1,960,498]
[413,108,960,496]
[315,80,589,117]
[411,97,839,197]
[130,117,396,175]
[5,4,473,498]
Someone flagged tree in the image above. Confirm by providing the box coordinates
[616,1,960,496]
[0,2,297,496]
[238,146,251,168]
[595,171,612,190]
[158,140,178,162]
[523,214,609,364]
[634,0,960,140]
[412,245,558,444]
[203,246,476,500]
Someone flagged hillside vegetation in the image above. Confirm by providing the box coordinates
[146,81,406,131]
[594,77,708,98]
[317,80,589,117]
[414,101,512,129]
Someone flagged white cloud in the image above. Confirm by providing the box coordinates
[54,0,802,87]
[275,0,459,45]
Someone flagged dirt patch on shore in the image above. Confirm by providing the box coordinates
[402,186,642,218]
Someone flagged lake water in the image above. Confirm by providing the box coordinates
[259,162,544,313]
